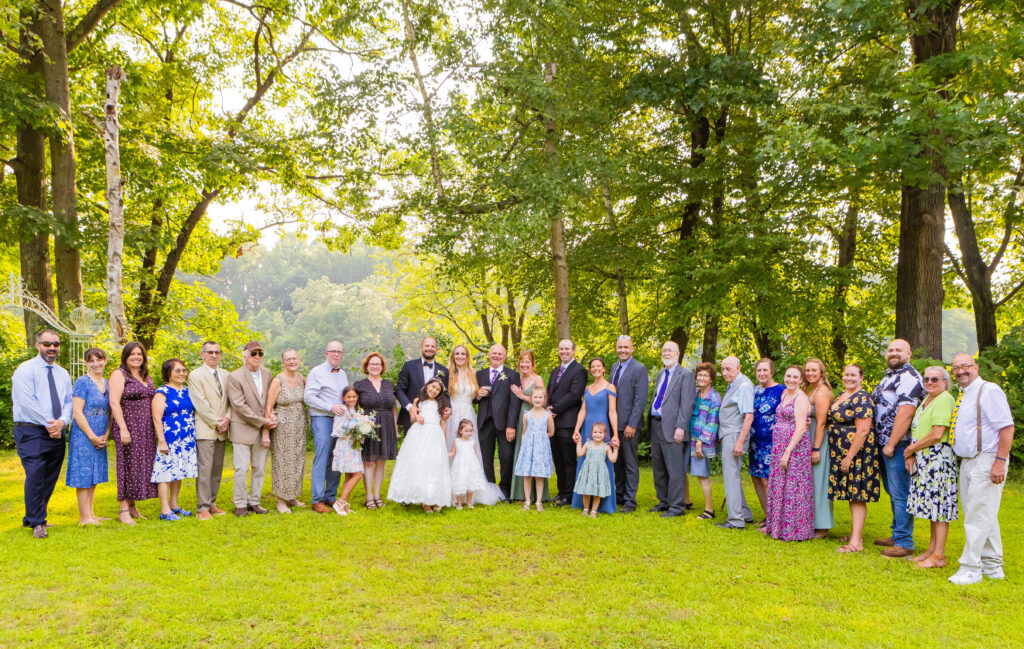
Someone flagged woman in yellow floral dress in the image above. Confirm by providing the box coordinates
[828,363,880,554]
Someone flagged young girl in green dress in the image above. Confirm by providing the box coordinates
[573,422,619,517]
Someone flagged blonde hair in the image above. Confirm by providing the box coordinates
[447,344,479,396]
[801,357,833,394]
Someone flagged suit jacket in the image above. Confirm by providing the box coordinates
[648,365,696,443]
[226,366,272,446]
[611,358,649,433]
[188,365,231,441]
[547,360,588,429]
[475,366,521,431]
[396,358,448,429]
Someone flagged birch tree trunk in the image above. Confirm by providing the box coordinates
[102,66,128,342]
[544,62,571,340]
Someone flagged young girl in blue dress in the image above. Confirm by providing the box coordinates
[513,386,554,511]
[574,423,619,517]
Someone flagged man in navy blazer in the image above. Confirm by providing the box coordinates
[396,336,448,431]
[609,335,649,513]
[547,338,588,506]
[475,343,521,499]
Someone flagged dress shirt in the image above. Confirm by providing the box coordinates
[612,358,630,385]
[719,374,754,435]
[421,358,435,385]
[650,364,675,417]
[250,370,264,400]
[304,361,350,417]
[951,377,1015,458]
[11,354,73,425]
[488,365,506,383]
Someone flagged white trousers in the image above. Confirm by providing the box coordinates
[958,452,1005,574]
[232,442,269,508]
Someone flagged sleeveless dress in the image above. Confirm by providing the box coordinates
[750,384,785,478]
[809,393,834,529]
[573,443,612,498]
[271,377,307,501]
[764,395,814,541]
[571,387,617,513]
[332,411,365,474]
[444,378,504,505]
[510,381,550,500]
[450,437,488,497]
[66,375,110,488]
[514,411,554,478]
[150,385,198,483]
[827,390,880,502]
[387,400,452,507]
[356,379,398,462]
[112,369,158,501]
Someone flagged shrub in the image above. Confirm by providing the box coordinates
[978,327,1024,463]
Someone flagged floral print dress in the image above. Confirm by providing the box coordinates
[764,395,814,541]
[750,384,785,478]
[827,390,880,503]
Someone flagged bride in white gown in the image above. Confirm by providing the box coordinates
[386,379,452,511]
[446,345,505,506]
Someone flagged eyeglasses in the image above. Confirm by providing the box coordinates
[203,350,222,355]
[922,377,943,383]
[950,363,975,371]
[250,350,264,357]
[39,341,61,348]
[326,349,343,354]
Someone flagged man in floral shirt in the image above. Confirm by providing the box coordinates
[871,339,924,558]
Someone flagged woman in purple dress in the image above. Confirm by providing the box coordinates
[108,342,158,525]
[763,365,814,541]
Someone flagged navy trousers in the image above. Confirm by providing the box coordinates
[14,423,66,527]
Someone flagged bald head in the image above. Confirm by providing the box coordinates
[721,356,741,383]
[951,353,978,388]
[660,341,680,368]
[488,344,507,368]
[886,339,912,369]
[325,340,344,367]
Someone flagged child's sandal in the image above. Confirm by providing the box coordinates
[535,503,544,512]
[589,511,598,518]
[522,502,531,511]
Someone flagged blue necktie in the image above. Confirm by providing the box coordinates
[611,363,623,386]
[653,369,670,411]
[46,365,61,420]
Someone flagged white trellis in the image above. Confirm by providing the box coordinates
[1,273,104,378]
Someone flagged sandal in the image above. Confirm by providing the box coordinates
[535,503,544,512]
[374,498,385,508]
[697,510,715,520]
[589,511,598,518]
[118,509,136,526]
[836,543,862,554]
[522,503,531,511]
[916,556,946,569]
[365,499,377,510]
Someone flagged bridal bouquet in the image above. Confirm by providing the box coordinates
[334,410,379,451]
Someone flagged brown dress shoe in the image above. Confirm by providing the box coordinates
[882,546,915,558]
[312,502,331,514]
[247,504,269,515]
[873,537,895,547]
[209,506,226,515]
[32,524,48,539]
[234,507,248,517]
[196,510,213,520]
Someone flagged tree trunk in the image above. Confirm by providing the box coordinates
[400,0,444,201]
[831,198,858,367]
[701,314,719,364]
[102,66,129,342]
[751,312,780,363]
[600,182,629,335]
[544,62,571,340]
[895,0,959,360]
[670,323,690,357]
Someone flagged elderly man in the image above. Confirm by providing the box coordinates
[717,356,755,530]
[947,354,1015,585]
[397,336,447,431]
[610,335,649,513]
[304,340,349,513]
[475,343,521,499]
[188,341,232,519]
[10,329,72,538]
[647,341,694,518]
[547,338,588,505]
[871,338,923,558]
[226,341,276,516]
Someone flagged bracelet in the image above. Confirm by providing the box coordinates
[812,447,820,452]
[995,456,1008,462]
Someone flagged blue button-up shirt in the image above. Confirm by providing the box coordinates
[11,354,73,426]
[304,361,349,418]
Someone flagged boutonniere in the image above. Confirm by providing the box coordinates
[437,368,446,377]
[496,372,508,383]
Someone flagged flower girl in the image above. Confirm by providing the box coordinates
[330,386,370,516]
[449,419,488,509]
[386,378,452,512]
[573,422,619,517]
[513,386,554,511]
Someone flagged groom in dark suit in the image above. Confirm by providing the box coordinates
[396,336,448,431]
[475,343,521,499]
[547,338,588,506]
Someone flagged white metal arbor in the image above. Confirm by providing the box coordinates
[1,273,104,378]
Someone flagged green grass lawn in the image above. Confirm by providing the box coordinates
[0,448,1019,648]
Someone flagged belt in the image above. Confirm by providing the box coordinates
[650,416,662,421]
[14,422,47,429]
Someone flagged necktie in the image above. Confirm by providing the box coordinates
[213,370,223,397]
[556,365,566,383]
[653,369,670,411]
[491,368,499,384]
[948,390,964,446]
[611,363,623,386]
[46,365,61,420]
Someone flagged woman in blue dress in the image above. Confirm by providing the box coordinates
[67,348,112,525]
[751,358,785,526]
[571,358,618,514]
[151,358,199,521]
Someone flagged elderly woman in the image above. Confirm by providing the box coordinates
[265,349,307,514]
[750,358,784,525]
[689,362,721,520]
[150,358,199,521]
[354,352,398,509]
[828,363,880,553]
[903,366,958,568]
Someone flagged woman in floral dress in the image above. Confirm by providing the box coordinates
[764,366,814,541]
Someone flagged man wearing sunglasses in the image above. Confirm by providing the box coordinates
[11,329,73,538]
[226,340,277,516]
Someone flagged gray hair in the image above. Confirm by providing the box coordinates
[924,365,951,391]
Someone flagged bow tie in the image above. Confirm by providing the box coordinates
[423,362,433,368]
[330,368,340,374]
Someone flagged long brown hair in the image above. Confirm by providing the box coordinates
[447,344,479,396]
[801,357,833,395]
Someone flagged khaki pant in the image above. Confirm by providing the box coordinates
[232,442,269,508]
[958,452,1005,574]
[195,438,226,512]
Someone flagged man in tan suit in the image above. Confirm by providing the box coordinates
[226,341,277,516]
[189,340,231,520]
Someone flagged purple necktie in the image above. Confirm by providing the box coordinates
[556,365,566,383]
[653,369,671,411]
[491,368,498,384]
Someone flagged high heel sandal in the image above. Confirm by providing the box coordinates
[697,509,715,520]
[365,499,377,510]
[374,498,385,508]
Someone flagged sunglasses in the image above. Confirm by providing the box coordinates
[250,350,264,357]
[922,376,943,383]
[39,341,61,348]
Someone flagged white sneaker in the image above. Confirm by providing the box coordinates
[948,568,982,585]
[983,567,1006,580]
